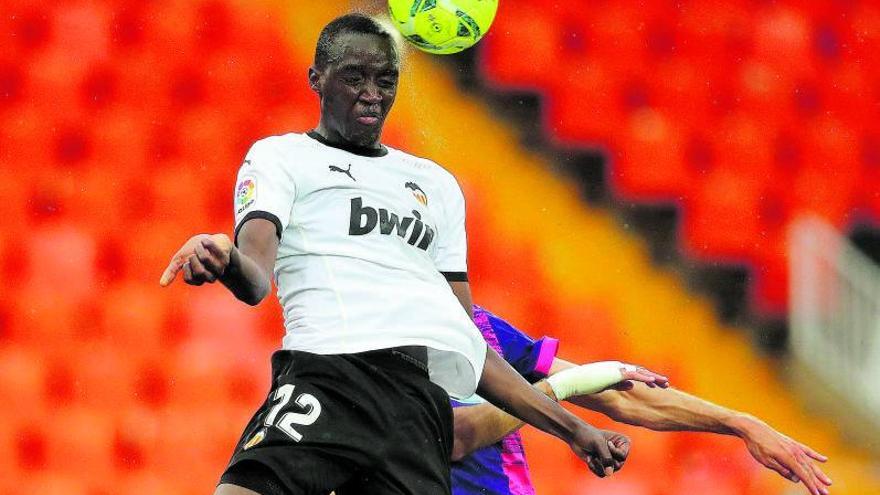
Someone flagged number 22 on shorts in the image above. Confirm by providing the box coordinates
[264,383,322,441]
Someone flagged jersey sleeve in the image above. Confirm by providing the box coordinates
[432,174,468,280]
[233,139,296,245]
[481,307,560,383]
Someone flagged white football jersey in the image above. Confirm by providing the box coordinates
[233,131,487,399]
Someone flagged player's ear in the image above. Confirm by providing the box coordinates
[308,66,322,96]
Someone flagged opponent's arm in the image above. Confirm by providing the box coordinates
[563,365,742,434]
[453,361,664,460]
[477,347,628,478]
[159,219,279,305]
[448,281,628,475]
[557,358,832,495]
[451,381,555,461]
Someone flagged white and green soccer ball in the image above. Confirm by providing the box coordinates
[388,0,499,55]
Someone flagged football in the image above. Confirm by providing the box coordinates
[387,0,499,54]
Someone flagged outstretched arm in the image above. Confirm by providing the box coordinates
[159,219,279,305]
[452,361,664,461]
[477,347,628,478]
[445,282,627,476]
[562,358,832,495]
[452,380,556,462]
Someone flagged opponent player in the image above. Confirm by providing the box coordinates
[159,13,629,495]
[451,306,833,495]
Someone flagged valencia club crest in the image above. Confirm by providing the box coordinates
[405,182,428,206]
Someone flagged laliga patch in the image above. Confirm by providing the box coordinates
[236,176,257,215]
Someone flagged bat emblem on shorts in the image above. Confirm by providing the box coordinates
[405,182,427,206]
[243,429,266,450]
[329,164,356,182]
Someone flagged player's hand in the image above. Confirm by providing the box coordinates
[608,365,670,391]
[159,233,234,287]
[568,424,630,478]
[737,416,831,495]
[603,430,630,471]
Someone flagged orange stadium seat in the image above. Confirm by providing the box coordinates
[479,5,560,90]
[750,246,790,315]
[612,109,693,202]
[14,425,48,475]
[681,168,763,261]
[44,406,115,480]
[14,472,94,495]
[0,346,46,426]
[62,345,131,410]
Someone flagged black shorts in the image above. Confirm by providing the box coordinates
[219,348,454,495]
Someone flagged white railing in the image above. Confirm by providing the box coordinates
[789,216,880,425]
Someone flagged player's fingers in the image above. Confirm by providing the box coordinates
[812,464,833,488]
[160,245,195,286]
[608,439,629,462]
[766,458,798,483]
[795,451,831,493]
[182,260,202,286]
[203,237,231,258]
[160,236,208,286]
[644,369,670,388]
[585,455,605,477]
[594,440,615,477]
[621,368,669,388]
[183,256,207,285]
[636,368,670,387]
[798,441,829,463]
[160,258,184,286]
[189,253,216,283]
[804,455,833,487]
[785,455,823,495]
[195,241,222,275]
[620,370,655,387]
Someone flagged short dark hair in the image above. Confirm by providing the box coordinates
[314,13,397,69]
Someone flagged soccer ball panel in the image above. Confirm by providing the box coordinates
[388,0,499,55]
[412,5,459,46]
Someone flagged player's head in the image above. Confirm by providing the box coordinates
[309,13,400,148]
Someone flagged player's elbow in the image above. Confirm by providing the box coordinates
[450,439,471,463]
[236,285,269,306]
[450,417,479,462]
[238,293,263,306]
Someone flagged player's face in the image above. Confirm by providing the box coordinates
[311,33,400,147]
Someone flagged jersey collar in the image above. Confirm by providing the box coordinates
[306,130,389,158]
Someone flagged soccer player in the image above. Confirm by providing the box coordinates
[159,13,629,495]
[451,306,833,495]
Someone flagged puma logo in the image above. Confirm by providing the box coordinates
[329,164,356,182]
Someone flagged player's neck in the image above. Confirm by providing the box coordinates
[314,124,381,149]
[309,125,388,157]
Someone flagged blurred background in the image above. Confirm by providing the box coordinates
[1,0,879,493]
